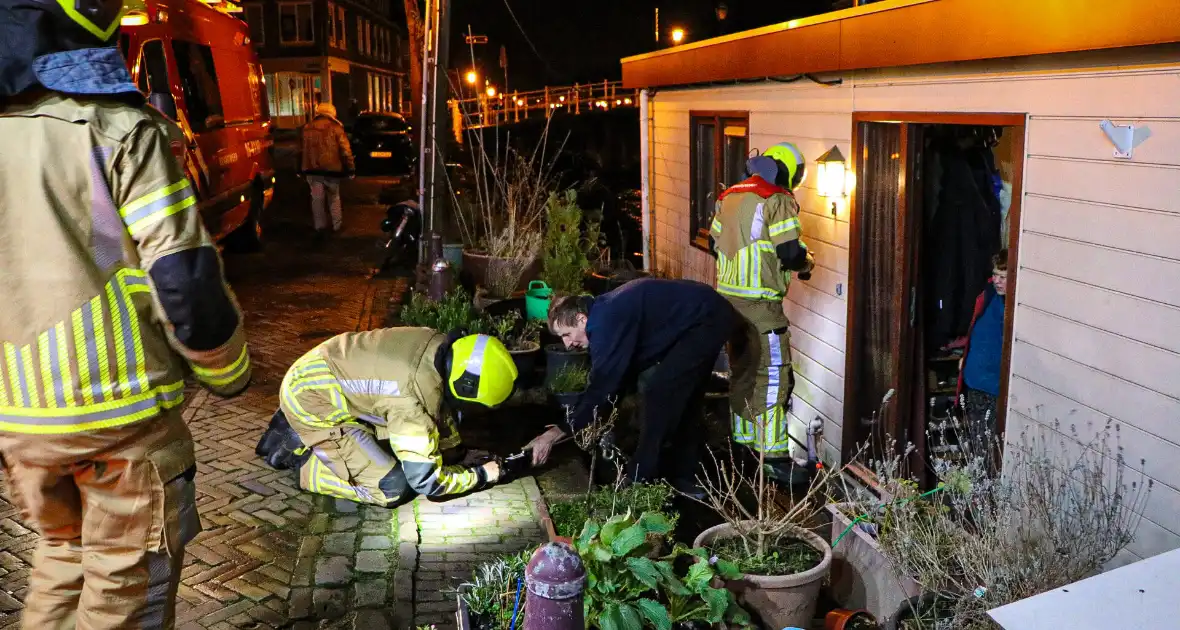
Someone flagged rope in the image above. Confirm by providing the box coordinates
[831,486,946,549]
[509,576,524,629]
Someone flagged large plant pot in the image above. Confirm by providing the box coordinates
[825,609,877,630]
[509,342,541,388]
[694,522,832,630]
[544,343,589,389]
[462,250,541,294]
[548,390,582,409]
[584,262,649,296]
[827,503,922,626]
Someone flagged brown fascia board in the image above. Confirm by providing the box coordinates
[621,0,1180,89]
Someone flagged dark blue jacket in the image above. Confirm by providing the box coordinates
[567,278,731,433]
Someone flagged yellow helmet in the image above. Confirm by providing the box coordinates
[448,334,518,407]
[762,142,807,190]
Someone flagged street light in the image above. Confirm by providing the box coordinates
[486,85,497,98]
[670,27,685,44]
[465,70,477,85]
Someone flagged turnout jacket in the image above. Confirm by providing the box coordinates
[0,91,250,434]
[280,327,481,498]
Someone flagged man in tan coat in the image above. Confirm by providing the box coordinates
[256,329,517,505]
[0,0,251,626]
[300,102,355,238]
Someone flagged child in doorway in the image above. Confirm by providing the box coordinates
[957,249,1008,448]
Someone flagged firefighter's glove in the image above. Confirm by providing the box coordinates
[479,458,503,485]
[798,251,816,281]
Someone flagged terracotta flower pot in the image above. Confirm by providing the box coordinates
[461,249,541,295]
[825,608,877,630]
[694,521,832,630]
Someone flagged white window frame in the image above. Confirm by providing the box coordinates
[279,2,315,45]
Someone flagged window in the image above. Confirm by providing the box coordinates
[356,17,365,55]
[136,40,170,96]
[279,2,314,45]
[245,4,265,44]
[336,6,347,49]
[171,41,225,132]
[327,2,336,46]
[689,113,748,245]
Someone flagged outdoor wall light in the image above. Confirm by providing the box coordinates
[815,145,847,216]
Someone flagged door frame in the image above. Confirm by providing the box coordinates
[841,111,1027,473]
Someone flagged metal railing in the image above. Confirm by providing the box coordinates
[449,80,639,133]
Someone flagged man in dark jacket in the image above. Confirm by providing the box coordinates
[300,102,355,239]
[527,279,734,493]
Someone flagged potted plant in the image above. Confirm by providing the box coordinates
[585,259,648,296]
[541,189,602,296]
[399,287,492,334]
[547,482,678,541]
[544,342,589,392]
[547,363,589,409]
[686,412,851,630]
[455,550,532,630]
[866,416,1151,630]
[449,123,561,299]
[489,311,543,379]
[572,512,755,629]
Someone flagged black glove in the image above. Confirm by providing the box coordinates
[798,270,812,281]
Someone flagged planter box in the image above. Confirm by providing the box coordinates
[827,503,922,626]
[456,591,473,630]
[535,490,574,545]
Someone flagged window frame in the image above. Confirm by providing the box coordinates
[336,5,347,49]
[170,40,226,132]
[688,111,749,251]
[327,1,336,47]
[279,2,315,46]
[244,4,265,45]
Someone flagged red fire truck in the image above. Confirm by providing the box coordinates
[119,0,275,250]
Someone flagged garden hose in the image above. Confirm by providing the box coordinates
[509,576,524,629]
[831,485,947,549]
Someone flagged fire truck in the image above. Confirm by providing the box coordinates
[119,0,275,250]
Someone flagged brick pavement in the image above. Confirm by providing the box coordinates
[0,177,406,630]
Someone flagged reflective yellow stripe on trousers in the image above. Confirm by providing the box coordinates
[0,269,184,434]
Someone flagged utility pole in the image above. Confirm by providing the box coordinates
[499,45,508,95]
[417,0,452,257]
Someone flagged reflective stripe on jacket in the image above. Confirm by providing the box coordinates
[280,327,480,498]
[0,93,250,434]
[710,176,804,302]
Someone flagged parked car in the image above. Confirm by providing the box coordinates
[350,112,415,175]
[119,0,276,251]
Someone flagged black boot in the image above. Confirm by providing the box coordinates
[256,410,310,471]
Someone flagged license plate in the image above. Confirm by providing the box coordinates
[370,151,392,158]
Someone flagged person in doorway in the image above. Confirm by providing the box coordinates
[708,143,815,481]
[526,279,735,495]
[300,102,354,240]
[957,249,1008,448]
[255,329,517,506]
[0,0,252,625]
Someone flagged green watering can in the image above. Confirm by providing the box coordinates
[525,280,553,321]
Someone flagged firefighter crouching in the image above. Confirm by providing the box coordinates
[0,0,252,626]
[256,329,517,506]
[709,143,815,480]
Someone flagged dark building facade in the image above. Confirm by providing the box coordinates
[241,0,410,129]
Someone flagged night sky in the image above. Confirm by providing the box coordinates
[444,0,843,92]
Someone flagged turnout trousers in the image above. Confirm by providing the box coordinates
[727,297,798,459]
[0,411,199,630]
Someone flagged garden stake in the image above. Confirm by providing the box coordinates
[831,485,946,549]
[509,576,524,630]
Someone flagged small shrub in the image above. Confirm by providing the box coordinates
[399,288,491,334]
[541,189,601,294]
[489,311,542,352]
[550,483,678,538]
[548,364,590,394]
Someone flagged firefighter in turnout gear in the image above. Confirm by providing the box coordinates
[0,0,252,626]
[709,142,815,477]
[256,329,518,507]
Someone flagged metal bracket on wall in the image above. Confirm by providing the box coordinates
[1099,119,1152,159]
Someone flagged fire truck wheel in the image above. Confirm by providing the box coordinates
[226,182,265,254]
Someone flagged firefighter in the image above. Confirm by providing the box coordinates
[255,329,517,506]
[0,0,252,627]
[709,143,815,479]
[527,279,734,495]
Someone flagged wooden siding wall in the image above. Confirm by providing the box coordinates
[647,51,1180,563]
